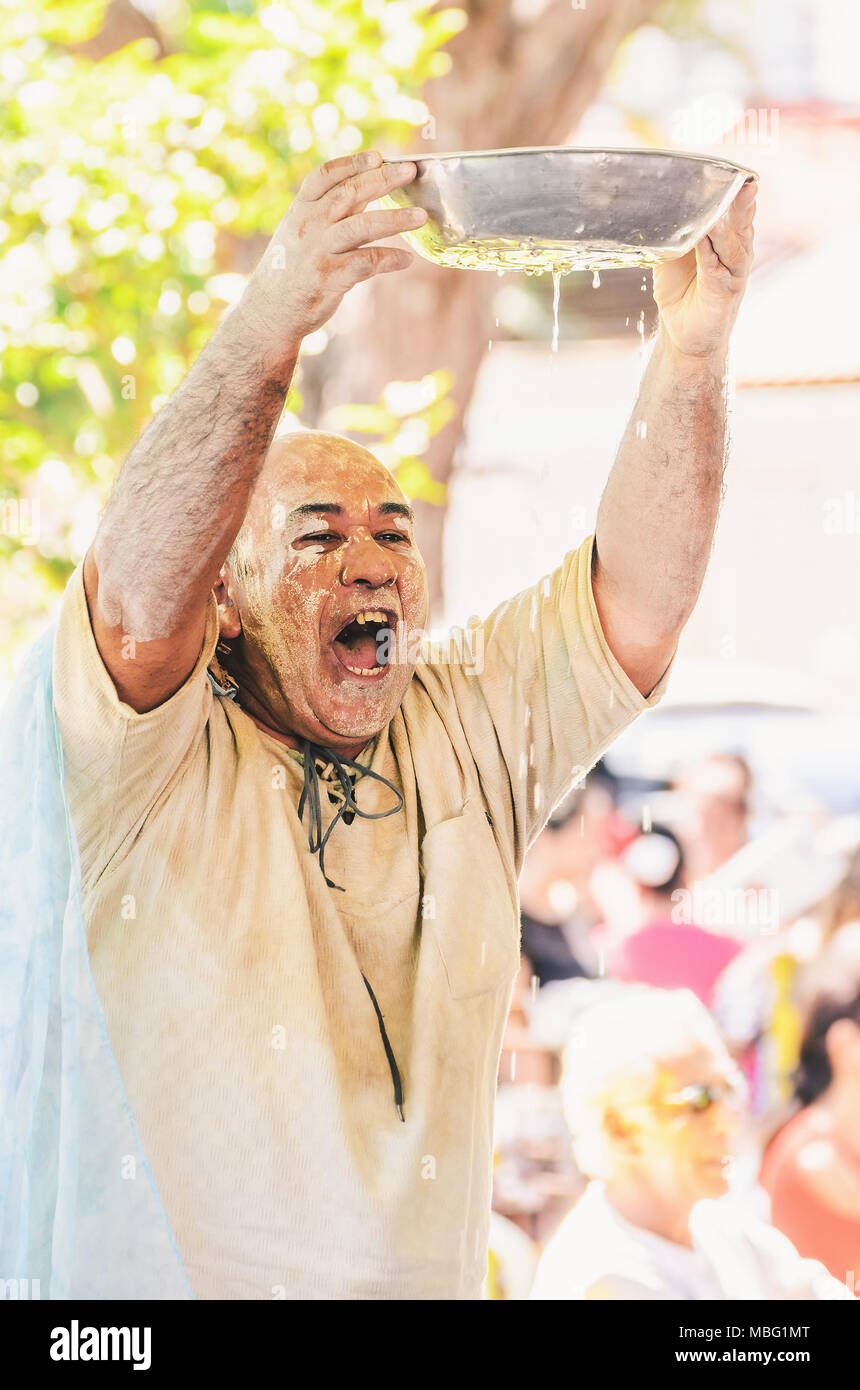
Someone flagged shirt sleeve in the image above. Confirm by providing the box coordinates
[426,533,674,868]
[52,563,220,886]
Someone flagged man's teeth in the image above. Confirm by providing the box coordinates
[344,663,386,676]
[354,610,388,625]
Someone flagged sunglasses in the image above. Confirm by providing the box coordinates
[659,1076,748,1114]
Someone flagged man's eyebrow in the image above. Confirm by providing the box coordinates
[378,502,414,522]
[288,501,414,522]
[289,503,344,519]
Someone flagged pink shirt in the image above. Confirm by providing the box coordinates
[606,918,742,1008]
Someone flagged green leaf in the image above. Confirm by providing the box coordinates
[327,403,394,434]
[395,457,447,506]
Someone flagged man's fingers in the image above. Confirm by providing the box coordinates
[298,150,383,202]
[731,200,756,258]
[321,160,418,221]
[328,205,427,252]
[696,236,722,276]
[725,182,757,254]
[337,244,414,283]
[705,216,752,277]
[731,180,757,216]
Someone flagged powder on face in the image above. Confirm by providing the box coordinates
[220,431,429,752]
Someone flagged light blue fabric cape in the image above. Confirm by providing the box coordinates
[0,626,192,1298]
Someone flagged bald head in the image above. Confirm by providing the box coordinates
[229,430,409,579]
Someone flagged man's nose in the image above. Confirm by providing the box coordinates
[339,536,397,590]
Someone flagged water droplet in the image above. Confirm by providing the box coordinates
[592,270,601,289]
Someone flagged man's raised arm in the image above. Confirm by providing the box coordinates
[592,181,757,697]
[86,151,426,712]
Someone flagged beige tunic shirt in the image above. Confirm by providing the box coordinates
[53,534,671,1299]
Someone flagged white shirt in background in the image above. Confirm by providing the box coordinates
[530,1181,852,1300]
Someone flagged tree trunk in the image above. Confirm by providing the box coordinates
[316,0,661,616]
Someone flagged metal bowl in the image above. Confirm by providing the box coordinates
[382,146,757,274]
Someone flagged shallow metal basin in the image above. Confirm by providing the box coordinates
[382,146,757,274]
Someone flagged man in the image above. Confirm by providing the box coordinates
[598,823,742,1007]
[673,752,754,882]
[50,150,755,1298]
[517,789,597,987]
[530,988,851,1299]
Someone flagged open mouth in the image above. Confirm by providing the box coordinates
[331,609,396,679]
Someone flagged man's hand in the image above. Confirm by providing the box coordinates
[653,180,756,358]
[238,150,426,363]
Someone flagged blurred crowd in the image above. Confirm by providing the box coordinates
[488,752,860,1300]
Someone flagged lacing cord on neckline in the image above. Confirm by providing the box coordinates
[298,738,407,1123]
[297,738,404,892]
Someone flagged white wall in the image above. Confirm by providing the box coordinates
[444,338,860,715]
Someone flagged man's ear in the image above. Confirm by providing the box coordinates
[214,566,242,641]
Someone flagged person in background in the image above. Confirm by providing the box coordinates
[712,841,860,1124]
[518,770,624,986]
[818,845,860,945]
[673,753,753,883]
[795,847,860,1014]
[530,988,851,1299]
[504,783,610,1087]
[759,990,860,1288]
[595,825,741,1009]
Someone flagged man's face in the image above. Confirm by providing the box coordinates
[677,759,750,872]
[219,432,428,753]
[609,1041,745,1207]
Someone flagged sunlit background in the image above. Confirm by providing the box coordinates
[2,0,860,1299]
[3,2,859,709]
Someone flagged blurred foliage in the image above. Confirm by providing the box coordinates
[328,369,454,505]
[0,0,466,674]
[652,0,745,48]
